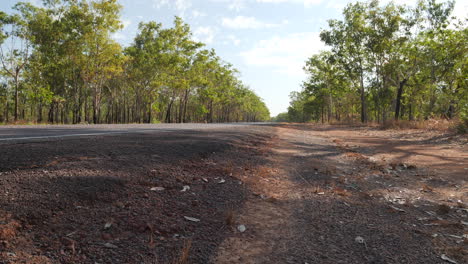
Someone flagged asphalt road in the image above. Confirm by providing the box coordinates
[0,123,264,142]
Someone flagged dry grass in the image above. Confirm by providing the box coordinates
[256,166,271,178]
[222,160,235,176]
[332,186,351,196]
[328,118,467,134]
[172,239,192,264]
[225,207,235,227]
[380,119,456,131]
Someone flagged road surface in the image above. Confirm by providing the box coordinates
[0,123,261,142]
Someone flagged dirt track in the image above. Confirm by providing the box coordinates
[0,124,466,263]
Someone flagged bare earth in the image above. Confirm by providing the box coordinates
[0,124,466,263]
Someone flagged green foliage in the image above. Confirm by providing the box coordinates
[0,0,269,124]
[286,0,466,126]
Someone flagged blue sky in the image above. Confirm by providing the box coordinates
[1,0,467,116]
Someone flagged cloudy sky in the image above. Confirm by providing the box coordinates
[1,0,467,116]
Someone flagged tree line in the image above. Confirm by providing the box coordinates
[0,0,270,124]
[278,0,467,127]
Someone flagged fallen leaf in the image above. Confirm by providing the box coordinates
[389,205,405,213]
[181,185,190,192]
[150,187,165,191]
[441,254,458,264]
[66,231,77,237]
[218,179,226,184]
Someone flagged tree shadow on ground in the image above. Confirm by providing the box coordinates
[262,126,467,263]
[0,128,273,263]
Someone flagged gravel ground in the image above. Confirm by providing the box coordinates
[0,124,466,264]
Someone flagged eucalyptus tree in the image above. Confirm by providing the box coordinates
[0,1,271,124]
[0,8,31,121]
[286,0,467,126]
[320,1,370,122]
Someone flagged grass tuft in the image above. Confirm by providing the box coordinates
[172,239,192,264]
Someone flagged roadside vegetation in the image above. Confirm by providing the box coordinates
[277,0,467,132]
[0,0,270,124]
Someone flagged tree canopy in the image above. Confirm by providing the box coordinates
[0,0,270,124]
[281,0,467,127]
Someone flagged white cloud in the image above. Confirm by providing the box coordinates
[226,35,241,46]
[193,26,215,44]
[221,16,284,29]
[240,32,325,76]
[229,0,247,11]
[191,10,207,19]
[211,0,323,9]
[152,0,192,17]
[112,32,127,41]
[452,0,468,21]
[210,0,247,11]
[256,0,323,7]
[152,0,169,9]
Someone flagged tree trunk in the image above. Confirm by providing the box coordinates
[165,98,174,123]
[14,76,19,122]
[394,78,407,120]
[360,72,367,123]
[182,90,189,123]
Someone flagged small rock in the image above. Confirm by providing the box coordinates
[104,222,112,230]
[237,225,246,233]
[150,187,165,191]
[355,236,365,244]
[218,179,226,184]
[103,243,118,249]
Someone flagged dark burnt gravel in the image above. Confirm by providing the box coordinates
[0,127,273,263]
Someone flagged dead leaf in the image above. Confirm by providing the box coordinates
[389,205,405,213]
[441,254,458,264]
